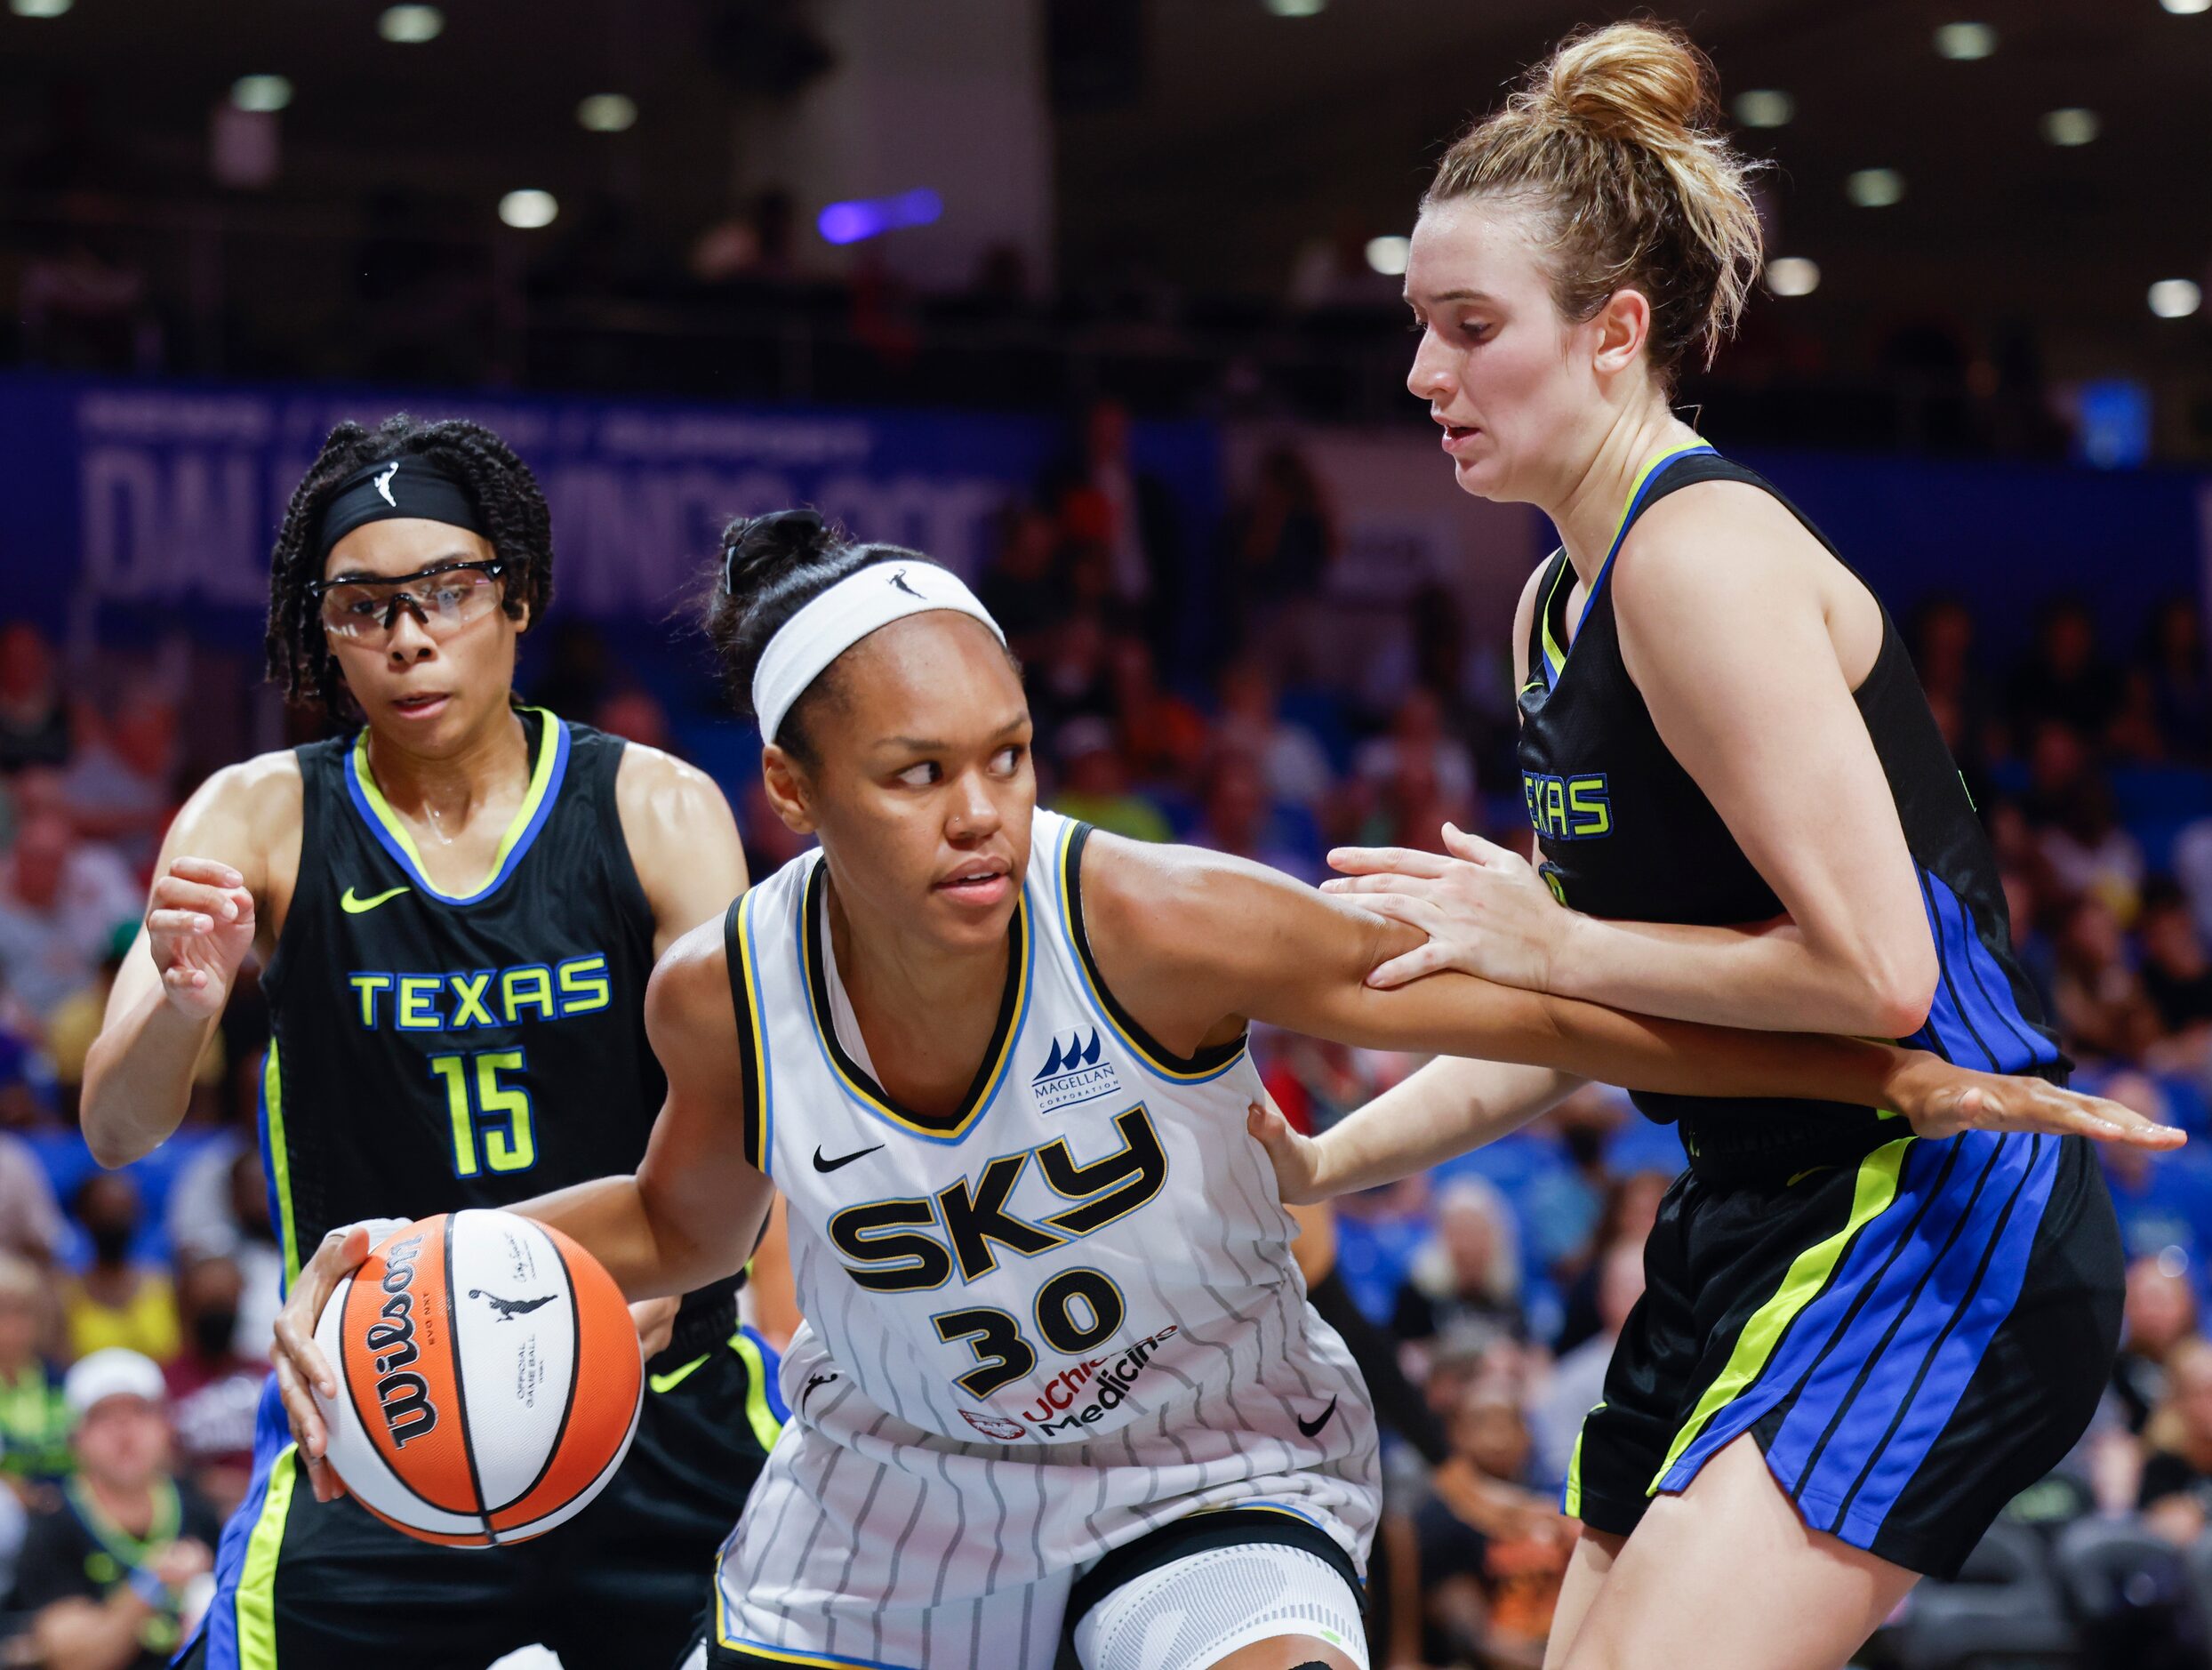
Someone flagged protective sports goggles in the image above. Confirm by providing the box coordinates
[309,560,508,643]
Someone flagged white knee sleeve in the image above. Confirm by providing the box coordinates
[1073,1540,1368,1670]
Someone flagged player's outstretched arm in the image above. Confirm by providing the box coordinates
[1085,833,2183,1152]
[1248,1056,1583,1204]
[82,757,292,1168]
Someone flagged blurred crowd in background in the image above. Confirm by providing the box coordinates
[3,432,2212,1665]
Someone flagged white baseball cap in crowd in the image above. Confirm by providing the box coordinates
[64,1348,167,1417]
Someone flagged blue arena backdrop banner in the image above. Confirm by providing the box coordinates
[1730,447,2211,658]
[0,373,1221,646]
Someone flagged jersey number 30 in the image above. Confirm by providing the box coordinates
[428,1050,537,1176]
[932,1268,1125,1399]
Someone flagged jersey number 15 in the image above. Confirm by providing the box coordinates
[428,1050,537,1176]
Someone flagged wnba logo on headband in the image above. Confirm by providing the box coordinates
[318,456,489,563]
[750,558,1006,744]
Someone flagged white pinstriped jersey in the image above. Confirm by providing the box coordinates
[712,813,1379,1663]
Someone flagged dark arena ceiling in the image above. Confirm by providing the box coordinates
[3,0,2208,443]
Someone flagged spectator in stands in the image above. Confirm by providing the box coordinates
[61,683,179,875]
[0,1085,64,1263]
[1187,750,1320,881]
[2143,596,2210,763]
[0,626,70,778]
[2024,721,2145,924]
[2112,1253,2199,1435]
[2051,896,2162,1063]
[2137,879,2212,1069]
[1553,1168,1670,1354]
[1222,444,1337,671]
[2007,596,2119,748]
[46,925,222,1129]
[1212,660,1334,816]
[1107,636,1207,791]
[0,1255,70,1496]
[1049,719,1170,846]
[1910,594,1998,787]
[1028,611,1114,743]
[2137,1336,2212,1546]
[161,1257,261,1520]
[1353,687,1478,814]
[1415,1380,1573,1667]
[0,812,140,1032]
[591,686,674,752]
[1050,399,1183,660]
[1394,1176,1527,1352]
[2099,1074,2212,1265]
[59,1176,178,1368]
[1351,751,1473,859]
[976,504,1070,665]
[4,1349,220,1670]
[1532,1240,1645,1488]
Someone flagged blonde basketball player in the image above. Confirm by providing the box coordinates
[266,512,2165,1670]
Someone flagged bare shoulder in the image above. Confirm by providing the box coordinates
[1078,826,1357,970]
[1077,827,1228,946]
[615,743,737,833]
[164,750,301,870]
[643,916,736,1041]
[1612,479,1825,612]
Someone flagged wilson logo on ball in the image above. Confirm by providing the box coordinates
[365,1232,439,1449]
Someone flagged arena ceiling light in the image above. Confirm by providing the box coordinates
[1732,90,1794,129]
[231,76,293,114]
[378,4,444,44]
[2149,278,2202,318]
[817,189,942,245]
[1933,21,1997,59]
[1264,0,1327,14]
[1766,257,1820,297]
[1845,168,1905,208]
[498,189,559,230]
[9,0,72,17]
[1364,236,1409,277]
[2161,0,2209,14]
[2040,108,2099,147]
[577,94,637,133]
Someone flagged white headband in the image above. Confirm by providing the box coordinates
[750,562,1006,746]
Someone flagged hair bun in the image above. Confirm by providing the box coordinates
[1541,21,1713,149]
[720,508,834,598]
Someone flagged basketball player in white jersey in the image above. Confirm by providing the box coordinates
[263,512,2162,1670]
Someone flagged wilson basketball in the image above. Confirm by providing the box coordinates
[311,1209,643,1546]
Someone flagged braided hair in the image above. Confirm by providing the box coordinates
[265,413,554,718]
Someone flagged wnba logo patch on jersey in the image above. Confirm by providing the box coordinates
[1031,1029,1119,1113]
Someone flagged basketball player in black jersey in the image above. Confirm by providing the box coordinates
[81,416,781,1669]
[1254,22,2152,1670]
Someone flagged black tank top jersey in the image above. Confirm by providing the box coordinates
[260,707,737,1319]
[1517,447,2063,1146]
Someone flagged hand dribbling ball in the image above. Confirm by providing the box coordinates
[311,1209,643,1546]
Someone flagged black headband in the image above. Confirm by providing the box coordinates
[317,456,488,564]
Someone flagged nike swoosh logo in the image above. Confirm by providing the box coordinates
[341,885,412,914]
[648,1353,710,1394]
[1296,1396,1338,1439]
[813,1144,884,1173]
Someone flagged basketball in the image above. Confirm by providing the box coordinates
[310,1210,643,1547]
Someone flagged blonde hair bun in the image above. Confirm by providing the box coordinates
[1427,20,1763,389]
[1540,21,1715,149]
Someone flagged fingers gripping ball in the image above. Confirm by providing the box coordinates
[310,1210,643,1546]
